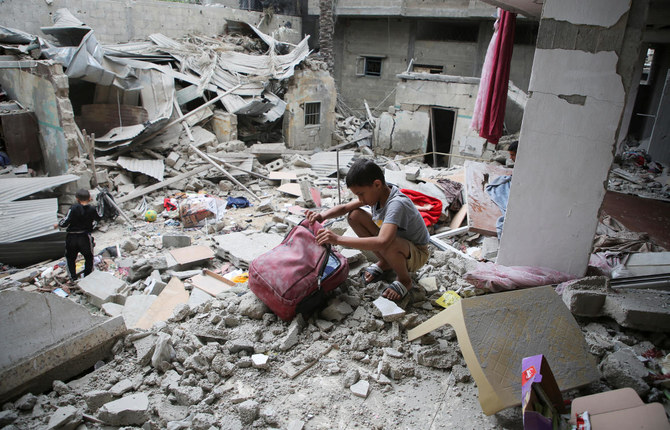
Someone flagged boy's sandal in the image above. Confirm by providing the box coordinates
[361,263,385,285]
[382,280,408,301]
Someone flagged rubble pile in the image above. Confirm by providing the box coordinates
[608,147,670,200]
[2,146,670,427]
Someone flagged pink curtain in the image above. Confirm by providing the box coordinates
[471,9,517,145]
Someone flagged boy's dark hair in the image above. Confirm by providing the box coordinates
[345,159,386,187]
[75,188,91,202]
[508,141,518,152]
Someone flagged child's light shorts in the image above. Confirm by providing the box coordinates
[407,243,430,272]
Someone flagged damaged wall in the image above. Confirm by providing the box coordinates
[376,75,481,157]
[0,62,77,175]
[329,13,537,115]
[283,67,337,150]
[0,0,302,45]
[497,0,649,275]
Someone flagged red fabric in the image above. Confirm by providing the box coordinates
[478,9,516,145]
[400,189,443,227]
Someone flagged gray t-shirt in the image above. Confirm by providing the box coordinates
[371,185,430,246]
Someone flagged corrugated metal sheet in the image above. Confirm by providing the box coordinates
[310,150,356,177]
[0,199,58,243]
[0,232,66,267]
[0,174,79,203]
[117,156,165,181]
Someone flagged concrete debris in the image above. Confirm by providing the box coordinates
[373,297,406,322]
[0,11,668,426]
[561,278,670,332]
[47,406,82,430]
[98,393,149,426]
[350,380,370,398]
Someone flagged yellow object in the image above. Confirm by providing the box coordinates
[231,272,249,283]
[75,260,85,274]
[435,290,461,309]
[144,209,158,222]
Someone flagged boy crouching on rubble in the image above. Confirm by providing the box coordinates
[305,159,430,301]
[54,188,103,284]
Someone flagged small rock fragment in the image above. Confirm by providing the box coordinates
[350,380,370,398]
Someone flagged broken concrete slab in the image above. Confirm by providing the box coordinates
[600,348,650,397]
[373,297,406,322]
[167,245,215,270]
[188,286,213,308]
[47,405,82,430]
[162,234,192,249]
[562,279,670,332]
[77,270,127,308]
[0,290,126,403]
[97,393,149,426]
[251,354,269,369]
[122,294,158,329]
[350,380,370,398]
[407,286,598,415]
[213,231,283,269]
[134,278,189,330]
[418,277,438,294]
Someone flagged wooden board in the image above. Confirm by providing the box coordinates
[190,270,234,297]
[168,245,215,265]
[134,277,189,330]
[277,183,301,197]
[449,204,468,229]
[464,161,512,236]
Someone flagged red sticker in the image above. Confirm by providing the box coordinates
[522,366,537,385]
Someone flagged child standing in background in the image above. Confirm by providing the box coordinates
[54,189,103,283]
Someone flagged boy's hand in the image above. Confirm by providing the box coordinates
[315,228,338,246]
[305,210,324,224]
[53,223,59,229]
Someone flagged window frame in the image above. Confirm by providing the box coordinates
[304,101,321,126]
[356,56,385,78]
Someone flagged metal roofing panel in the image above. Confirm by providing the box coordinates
[0,199,58,243]
[0,174,79,203]
[117,156,165,181]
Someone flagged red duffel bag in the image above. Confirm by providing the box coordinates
[248,219,349,321]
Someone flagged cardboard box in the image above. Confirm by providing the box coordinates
[570,388,670,430]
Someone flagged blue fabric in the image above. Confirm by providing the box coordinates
[485,175,512,239]
[226,196,250,208]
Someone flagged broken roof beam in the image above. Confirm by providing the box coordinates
[189,144,260,202]
[116,165,213,203]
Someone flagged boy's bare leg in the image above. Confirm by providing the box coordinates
[378,237,412,300]
[347,209,387,282]
[347,209,413,297]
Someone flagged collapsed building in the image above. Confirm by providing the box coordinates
[0,0,669,429]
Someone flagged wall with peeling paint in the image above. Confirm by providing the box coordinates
[0,63,76,175]
[283,67,337,150]
[0,0,302,45]
[497,0,647,276]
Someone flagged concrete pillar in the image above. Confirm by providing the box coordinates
[497,0,649,275]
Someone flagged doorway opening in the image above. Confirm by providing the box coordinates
[424,107,456,167]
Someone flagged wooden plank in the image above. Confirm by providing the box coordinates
[277,183,301,197]
[169,245,215,266]
[134,277,189,330]
[449,204,468,229]
[464,161,512,236]
[116,165,212,203]
[190,272,234,297]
